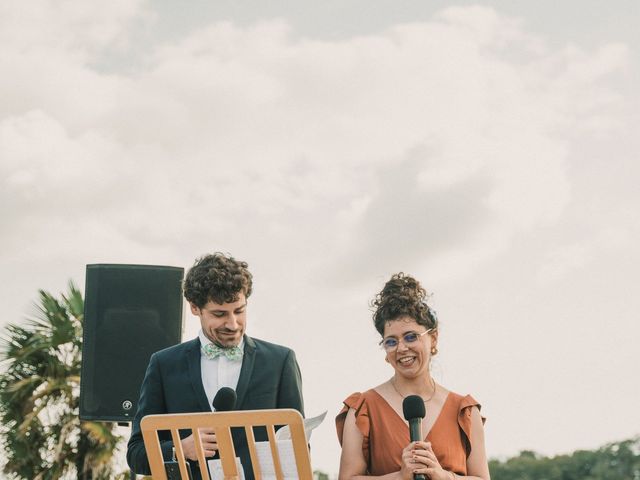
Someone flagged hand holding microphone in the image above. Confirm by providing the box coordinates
[180,430,218,461]
[403,395,427,480]
[179,387,237,461]
[402,395,452,480]
[209,387,237,460]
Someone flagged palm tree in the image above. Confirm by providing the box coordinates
[0,281,123,479]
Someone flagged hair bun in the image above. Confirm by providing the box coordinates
[377,272,426,302]
[372,273,437,335]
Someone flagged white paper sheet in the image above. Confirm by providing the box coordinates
[254,440,298,479]
[208,411,327,479]
[252,411,328,479]
[275,410,327,442]
[207,456,245,480]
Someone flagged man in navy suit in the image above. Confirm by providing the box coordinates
[126,253,304,479]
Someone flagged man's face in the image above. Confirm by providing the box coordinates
[190,293,247,347]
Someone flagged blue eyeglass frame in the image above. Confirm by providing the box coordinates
[379,328,435,351]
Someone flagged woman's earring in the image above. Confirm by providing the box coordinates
[431,346,438,355]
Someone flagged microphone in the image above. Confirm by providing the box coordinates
[212,387,237,412]
[210,387,237,461]
[168,389,236,479]
[403,395,426,480]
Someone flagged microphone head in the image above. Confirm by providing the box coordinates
[212,387,237,411]
[402,395,426,420]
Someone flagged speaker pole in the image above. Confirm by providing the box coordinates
[121,420,136,479]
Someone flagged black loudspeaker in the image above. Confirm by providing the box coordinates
[80,264,184,422]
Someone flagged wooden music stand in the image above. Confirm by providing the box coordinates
[140,409,313,480]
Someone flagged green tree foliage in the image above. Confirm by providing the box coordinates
[0,282,123,479]
[489,437,640,480]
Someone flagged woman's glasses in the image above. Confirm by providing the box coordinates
[379,328,434,352]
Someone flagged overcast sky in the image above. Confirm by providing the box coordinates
[1,0,639,476]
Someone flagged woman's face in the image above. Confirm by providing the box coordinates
[382,316,437,379]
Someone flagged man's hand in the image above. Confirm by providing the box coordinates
[180,428,218,460]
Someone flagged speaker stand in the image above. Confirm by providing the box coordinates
[116,422,137,479]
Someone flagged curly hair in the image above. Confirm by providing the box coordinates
[372,272,438,336]
[183,253,253,307]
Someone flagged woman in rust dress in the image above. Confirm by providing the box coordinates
[336,273,490,480]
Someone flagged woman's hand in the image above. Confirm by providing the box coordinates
[409,441,454,480]
[400,441,430,480]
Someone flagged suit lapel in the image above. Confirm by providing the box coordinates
[235,335,256,409]
[187,337,212,412]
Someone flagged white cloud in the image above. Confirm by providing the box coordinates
[1,0,632,342]
[0,3,637,474]
[536,227,631,283]
[0,0,144,130]
[0,0,147,54]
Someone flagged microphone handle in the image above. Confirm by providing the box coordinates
[408,419,426,480]
[408,419,422,443]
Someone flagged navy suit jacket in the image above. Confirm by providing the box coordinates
[126,335,304,480]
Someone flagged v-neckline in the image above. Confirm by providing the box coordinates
[371,388,451,440]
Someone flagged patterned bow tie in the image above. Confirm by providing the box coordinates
[202,343,244,362]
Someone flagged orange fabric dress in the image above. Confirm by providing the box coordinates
[336,389,482,476]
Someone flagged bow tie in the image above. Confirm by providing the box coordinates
[202,343,244,362]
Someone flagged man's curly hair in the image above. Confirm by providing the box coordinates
[372,272,438,336]
[183,253,253,307]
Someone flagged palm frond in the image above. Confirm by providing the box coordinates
[82,421,122,445]
[0,282,123,479]
[63,280,84,321]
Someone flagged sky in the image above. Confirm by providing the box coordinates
[1,0,639,476]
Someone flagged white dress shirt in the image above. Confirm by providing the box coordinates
[198,329,244,411]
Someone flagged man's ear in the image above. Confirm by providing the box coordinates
[189,302,200,316]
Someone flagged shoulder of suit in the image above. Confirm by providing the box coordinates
[248,336,295,356]
[151,337,199,361]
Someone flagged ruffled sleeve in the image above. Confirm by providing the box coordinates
[457,394,484,457]
[335,392,371,463]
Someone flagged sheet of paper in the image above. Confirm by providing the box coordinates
[275,410,327,441]
[207,456,245,480]
[254,440,297,480]
[208,412,326,479]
